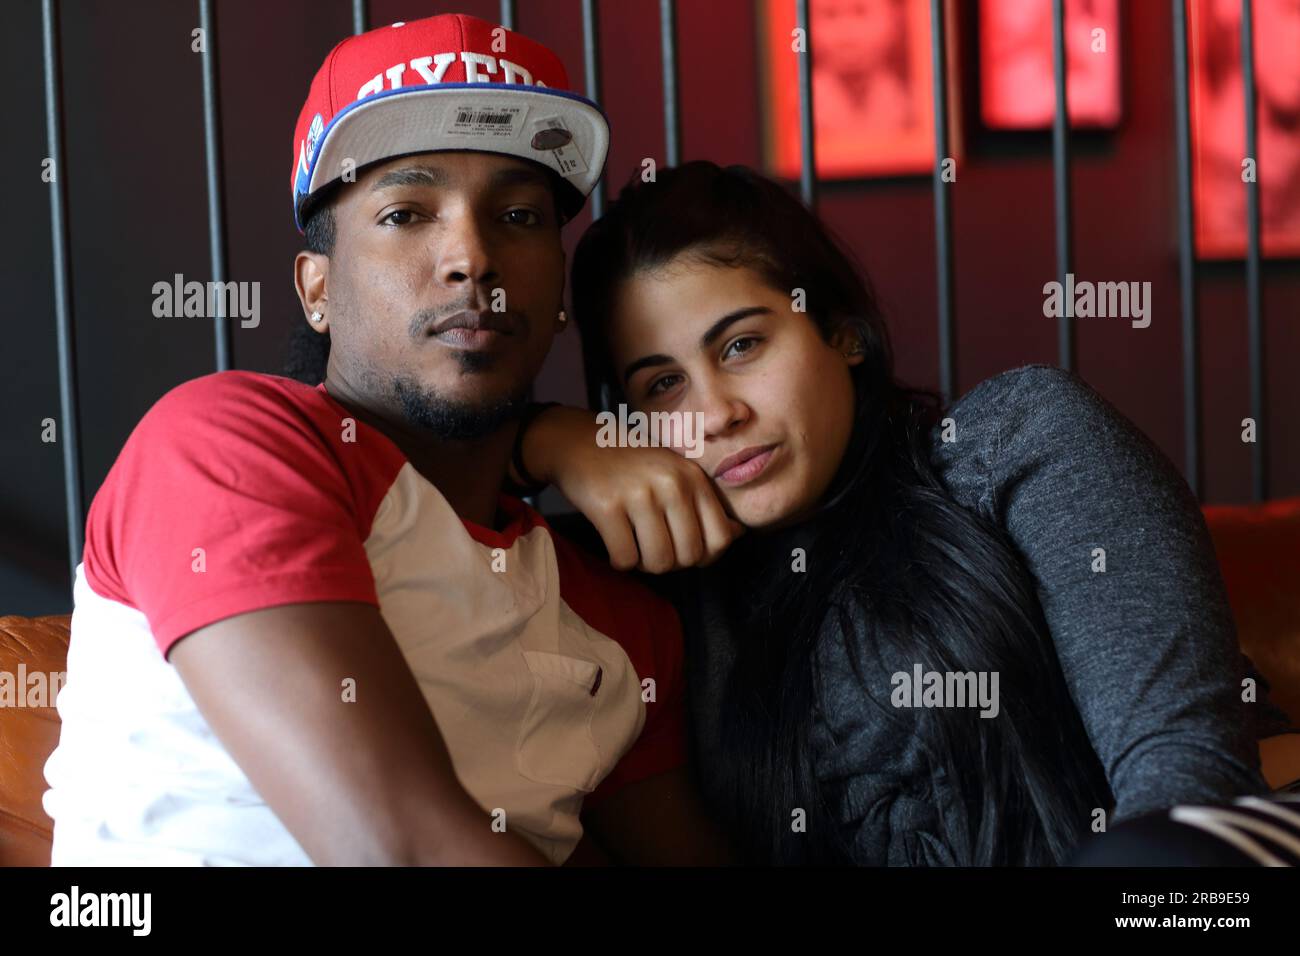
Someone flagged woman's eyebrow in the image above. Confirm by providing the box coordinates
[623,353,674,384]
[698,306,772,348]
[622,306,774,384]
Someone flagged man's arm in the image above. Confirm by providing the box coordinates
[169,600,549,866]
[580,766,738,865]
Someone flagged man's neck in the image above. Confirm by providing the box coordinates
[322,382,515,529]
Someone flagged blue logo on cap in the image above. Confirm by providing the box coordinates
[305,113,325,165]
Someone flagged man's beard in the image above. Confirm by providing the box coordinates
[390,374,529,441]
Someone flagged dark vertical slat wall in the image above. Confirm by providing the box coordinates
[659,0,681,168]
[38,1,1281,593]
[1049,0,1075,372]
[1172,0,1203,499]
[580,0,603,222]
[929,0,955,402]
[1240,0,1266,501]
[199,0,233,372]
[40,0,85,584]
[581,0,610,413]
[795,0,816,208]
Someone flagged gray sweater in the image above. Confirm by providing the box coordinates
[678,365,1296,866]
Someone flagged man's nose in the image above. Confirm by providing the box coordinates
[435,212,501,292]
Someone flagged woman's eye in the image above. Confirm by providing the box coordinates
[647,373,683,396]
[381,209,417,226]
[503,208,541,226]
[723,335,762,360]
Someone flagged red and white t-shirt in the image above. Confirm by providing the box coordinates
[42,371,687,865]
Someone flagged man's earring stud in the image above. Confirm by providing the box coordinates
[557,310,568,328]
[310,311,324,324]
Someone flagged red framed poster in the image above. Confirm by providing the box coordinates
[761,0,960,180]
[1188,0,1300,259]
[979,0,1122,130]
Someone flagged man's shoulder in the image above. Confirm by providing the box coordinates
[126,370,404,473]
[144,370,327,430]
[91,370,402,547]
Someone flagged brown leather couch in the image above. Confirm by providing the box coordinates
[3,499,1298,866]
[1,614,70,865]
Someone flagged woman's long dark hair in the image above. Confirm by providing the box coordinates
[570,161,1112,865]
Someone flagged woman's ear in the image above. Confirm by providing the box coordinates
[830,323,867,367]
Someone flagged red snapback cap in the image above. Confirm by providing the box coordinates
[290,12,608,233]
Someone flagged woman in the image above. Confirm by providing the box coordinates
[511,161,1300,866]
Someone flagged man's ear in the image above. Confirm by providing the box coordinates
[294,251,330,333]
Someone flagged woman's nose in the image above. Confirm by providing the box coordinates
[695,380,750,437]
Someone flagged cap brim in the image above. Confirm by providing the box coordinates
[298,84,608,230]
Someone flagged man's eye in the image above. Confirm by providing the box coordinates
[647,373,683,396]
[723,335,761,360]
[502,208,541,226]
[381,209,417,226]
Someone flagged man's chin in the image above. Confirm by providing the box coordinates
[391,375,528,441]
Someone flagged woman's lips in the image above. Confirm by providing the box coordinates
[713,444,777,486]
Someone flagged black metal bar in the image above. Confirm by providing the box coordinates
[1241,0,1266,501]
[198,0,232,371]
[795,0,816,207]
[659,0,681,167]
[1172,0,1203,500]
[499,0,515,31]
[929,0,954,401]
[1050,0,1075,371]
[40,0,85,588]
[581,0,604,220]
[581,0,610,413]
[352,0,367,35]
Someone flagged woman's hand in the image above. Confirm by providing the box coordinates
[520,405,744,573]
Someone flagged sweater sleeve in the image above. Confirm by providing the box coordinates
[929,364,1287,823]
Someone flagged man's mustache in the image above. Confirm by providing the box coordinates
[409,305,526,340]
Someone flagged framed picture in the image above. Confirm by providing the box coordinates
[760,0,960,181]
[979,0,1122,130]
[1188,0,1300,258]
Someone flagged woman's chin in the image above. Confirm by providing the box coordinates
[727,487,808,531]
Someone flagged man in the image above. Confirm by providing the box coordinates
[42,12,733,866]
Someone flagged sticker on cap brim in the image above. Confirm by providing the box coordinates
[442,104,529,139]
[530,116,587,176]
[531,126,571,150]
